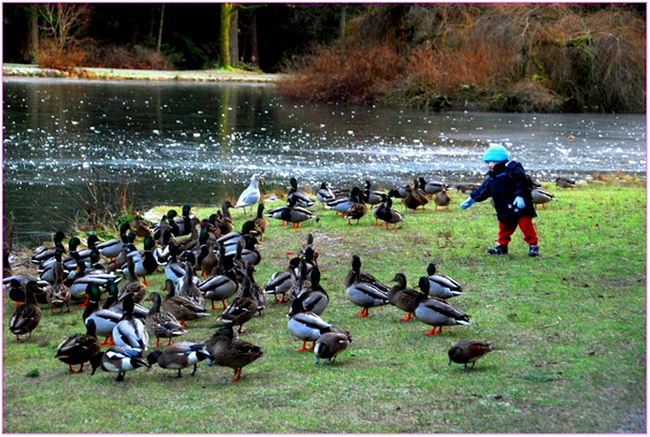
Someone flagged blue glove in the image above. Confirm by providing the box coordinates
[513,196,525,209]
[460,197,475,210]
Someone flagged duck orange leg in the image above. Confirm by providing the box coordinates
[77,296,89,307]
[400,312,412,322]
[155,337,161,347]
[143,276,152,286]
[424,326,442,336]
[356,307,369,317]
[231,367,243,382]
[294,340,309,351]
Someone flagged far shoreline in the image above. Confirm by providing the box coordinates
[2,63,281,83]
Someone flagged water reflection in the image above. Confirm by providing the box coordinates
[3,77,646,243]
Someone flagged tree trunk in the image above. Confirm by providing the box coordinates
[27,4,39,63]
[220,3,232,67]
[157,4,165,53]
[248,13,259,65]
[229,7,239,65]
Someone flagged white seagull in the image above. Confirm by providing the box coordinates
[236,173,263,215]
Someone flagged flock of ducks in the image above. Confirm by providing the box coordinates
[6,174,576,381]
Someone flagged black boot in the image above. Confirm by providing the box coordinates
[528,244,540,257]
[487,245,508,255]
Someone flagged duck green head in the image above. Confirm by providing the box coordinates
[87,233,99,248]
[53,230,67,243]
[167,209,178,220]
[182,204,192,216]
[90,248,101,265]
[86,281,102,301]
[68,236,81,251]
[127,231,137,243]
[105,280,119,298]
[119,221,131,235]
[241,220,261,236]
[143,235,156,251]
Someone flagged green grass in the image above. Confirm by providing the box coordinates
[4,179,646,433]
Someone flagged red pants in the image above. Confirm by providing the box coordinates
[497,215,538,246]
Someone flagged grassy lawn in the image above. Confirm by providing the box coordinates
[3,178,646,433]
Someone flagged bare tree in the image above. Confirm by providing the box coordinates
[39,3,93,50]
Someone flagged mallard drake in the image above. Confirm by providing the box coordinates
[145,291,187,347]
[205,324,264,382]
[172,204,196,237]
[344,255,390,317]
[287,177,315,208]
[374,194,404,229]
[218,275,258,333]
[54,318,101,373]
[83,282,122,346]
[264,257,300,303]
[387,273,419,322]
[146,342,211,377]
[200,268,239,311]
[162,278,210,327]
[344,192,367,225]
[241,234,262,266]
[31,230,67,266]
[65,260,121,303]
[164,240,186,285]
[177,256,204,307]
[253,203,267,241]
[418,177,449,199]
[362,180,386,206]
[89,346,151,381]
[112,294,150,353]
[4,274,49,305]
[44,248,72,314]
[316,182,336,207]
[413,276,470,335]
[120,235,161,285]
[448,339,493,369]
[200,241,239,310]
[531,188,555,209]
[433,187,451,211]
[218,220,261,258]
[325,186,361,215]
[290,264,329,316]
[314,329,352,365]
[106,278,149,320]
[9,280,43,340]
[236,173,263,215]
[96,222,131,261]
[267,198,316,229]
[287,297,333,351]
[426,261,463,300]
[556,176,577,189]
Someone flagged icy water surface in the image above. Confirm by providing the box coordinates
[3,77,646,243]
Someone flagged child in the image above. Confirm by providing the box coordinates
[460,144,540,257]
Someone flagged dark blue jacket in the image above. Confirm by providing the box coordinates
[470,160,536,224]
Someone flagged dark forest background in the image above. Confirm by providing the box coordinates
[3,3,646,112]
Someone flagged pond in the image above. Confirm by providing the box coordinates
[3,77,646,244]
